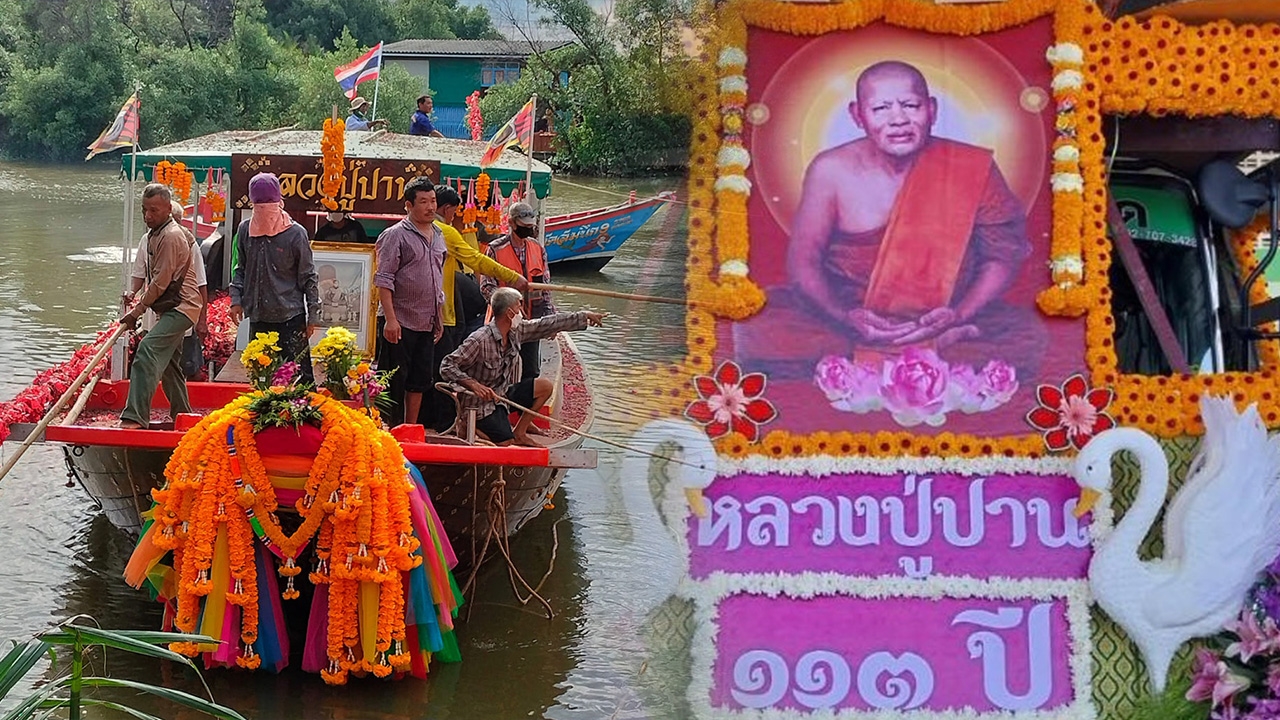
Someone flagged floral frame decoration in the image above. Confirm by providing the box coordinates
[673,0,1280,458]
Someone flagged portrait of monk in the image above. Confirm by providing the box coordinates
[734,59,1044,378]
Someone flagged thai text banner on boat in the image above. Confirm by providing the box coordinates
[230,154,442,214]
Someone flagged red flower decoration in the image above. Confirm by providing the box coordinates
[685,361,777,442]
[1026,374,1116,452]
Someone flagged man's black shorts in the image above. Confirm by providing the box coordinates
[384,326,435,393]
[474,378,537,444]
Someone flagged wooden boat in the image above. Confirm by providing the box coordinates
[14,333,595,573]
[543,191,676,269]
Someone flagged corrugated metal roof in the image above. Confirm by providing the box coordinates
[383,39,571,58]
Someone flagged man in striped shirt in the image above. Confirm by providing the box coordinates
[441,287,605,446]
[375,177,446,426]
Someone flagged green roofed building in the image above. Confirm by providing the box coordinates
[384,39,572,139]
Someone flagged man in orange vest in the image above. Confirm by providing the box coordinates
[481,201,554,381]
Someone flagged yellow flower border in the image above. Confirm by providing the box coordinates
[675,0,1280,457]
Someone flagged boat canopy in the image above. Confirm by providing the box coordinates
[121,130,554,197]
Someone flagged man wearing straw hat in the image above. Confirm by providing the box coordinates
[117,183,202,429]
[346,96,387,132]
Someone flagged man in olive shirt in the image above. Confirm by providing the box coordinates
[118,184,203,429]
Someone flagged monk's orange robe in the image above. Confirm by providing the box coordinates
[735,138,1032,376]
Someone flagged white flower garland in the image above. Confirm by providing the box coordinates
[1052,145,1081,163]
[715,175,753,194]
[1050,70,1084,91]
[715,453,1073,479]
[718,145,753,170]
[720,260,750,277]
[720,75,748,94]
[1049,255,1084,277]
[1045,43,1085,66]
[1051,173,1084,193]
[719,47,747,68]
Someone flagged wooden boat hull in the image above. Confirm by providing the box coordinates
[543,193,673,268]
[53,335,594,573]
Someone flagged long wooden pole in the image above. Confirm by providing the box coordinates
[0,325,126,485]
[526,282,686,306]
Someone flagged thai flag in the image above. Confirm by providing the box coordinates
[334,43,383,100]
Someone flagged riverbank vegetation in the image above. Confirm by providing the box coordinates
[0,0,693,175]
[482,0,696,175]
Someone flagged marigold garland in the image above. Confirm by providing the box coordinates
[151,392,422,684]
[320,118,346,212]
[475,173,492,210]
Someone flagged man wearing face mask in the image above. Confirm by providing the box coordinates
[441,287,605,446]
[314,211,370,244]
[481,202,554,381]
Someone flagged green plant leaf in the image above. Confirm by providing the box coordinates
[40,630,215,648]
[41,626,200,669]
[0,640,49,703]
[78,678,246,720]
[0,678,68,720]
[38,698,164,720]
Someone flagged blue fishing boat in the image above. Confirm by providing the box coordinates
[543,191,676,269]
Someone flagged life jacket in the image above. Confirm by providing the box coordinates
[491,237,549,316]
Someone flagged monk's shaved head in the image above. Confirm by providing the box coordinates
[855,61,931,105]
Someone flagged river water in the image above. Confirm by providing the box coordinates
[0,162,690,719]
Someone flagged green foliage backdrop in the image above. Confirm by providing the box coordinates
[0,0,694,175]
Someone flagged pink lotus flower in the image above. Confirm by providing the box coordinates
[1267,663,1280,696]
[946,364,985,414]
[1227,613,1280,662]
[814,356,881,413]
[1188,647,1252,707]
[686,361,777,442]
[1026,374,1115,452]
[978,360,1019,410]
[880,348,951,427]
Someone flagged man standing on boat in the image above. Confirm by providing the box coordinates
[229,173,321,385]
[117,184,202,430]
[426,186,527,430]
[481,202,554,381]
[346,97,388,132]
[441,287,605,446]
[375,177,446,428]
[125,201,209,340]
[410,95,445,138]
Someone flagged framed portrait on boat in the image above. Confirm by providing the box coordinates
[310,242,378,358]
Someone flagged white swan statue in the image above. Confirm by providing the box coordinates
[1072,395,1280,693]
[619,419,717,581]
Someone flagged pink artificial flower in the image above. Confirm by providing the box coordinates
[978,359,1019,410]
[946,364,985,414]
[686,361,777,442]
[813,356,881,413]
[1227,613,1280,662]
[880,347,951,427]
[1188,647,1252,707]
[1267,663,1280,696]
[1026,374,1116,452]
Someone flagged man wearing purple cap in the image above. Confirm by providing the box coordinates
[230,172,321,384]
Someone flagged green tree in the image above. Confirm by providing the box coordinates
[282,33,423,132]
[261,0,397,50]
[0,0,131,159]
[394,0,505,41]
[135,45,239,146]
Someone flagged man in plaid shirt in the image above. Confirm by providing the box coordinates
[441,287,605,446]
